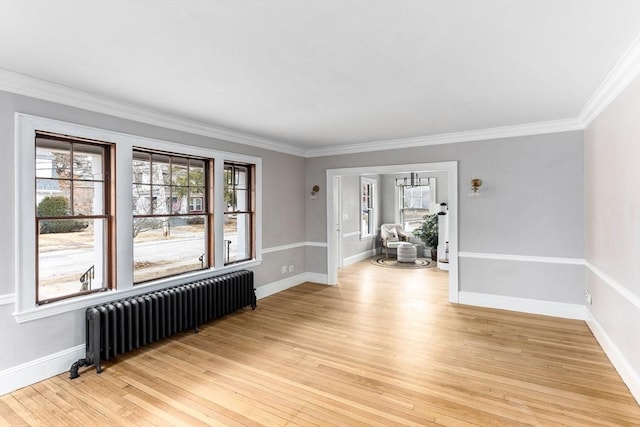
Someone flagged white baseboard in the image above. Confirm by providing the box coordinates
[584,310,640,404]
[343,249,377,267]
[252,272,330,300]
[0,344,85,396]
[458,291,588,320]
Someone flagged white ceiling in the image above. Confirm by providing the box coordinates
[1,1,639,154]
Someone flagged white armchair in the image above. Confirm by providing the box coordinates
[380,224,410,258]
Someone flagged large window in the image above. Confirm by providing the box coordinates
[224,162,254,264]
[361,177,376,238]
[400,181,435,232]
[18,114,261,316]
[35,132,114,304]
[132,150,211,283]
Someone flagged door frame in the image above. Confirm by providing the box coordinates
[326,161,459,303]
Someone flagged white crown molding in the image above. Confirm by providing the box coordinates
[579,34,640,127]
[3,27,637,160]
[458,251,585,265]
[304,118,583,158]
[0,293,16,307]
[0,69,306,158]
[585,261,640,310]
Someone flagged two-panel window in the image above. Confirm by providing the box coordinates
[132,150,212,283]
[35,132,114,304]
[34,132,255,305]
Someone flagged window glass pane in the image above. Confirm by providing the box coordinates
[224,213,251,264]
[73,181,104,215]
[133,215,206,283]
[151,186,172,214]
[133,184,152,215]
[36,139,71,179]
[38,218,106,303]
[189,160,205,186]
[189,191,204,213]
[170,194,188,214]
[402,209,429,232]
[73,143,103,180]
[132,155,151,184]
[234,189,249,211]
[36,193,72,217]
[171,161,188,186]
[152,154,171,185]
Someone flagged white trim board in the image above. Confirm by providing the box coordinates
[579,33,640,127]
[584,309,640,405]
[0,69,306,158]
[0,271,331,396]
[458,251,584,265]
[262,242,306,254]
[343,249,377,267]
[458,291,587,320]
[0,345,85,396]
[0,293,15,307]
[585,261,640,310]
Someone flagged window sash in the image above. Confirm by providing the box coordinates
[132,149,212,283]
[35,133,114,305]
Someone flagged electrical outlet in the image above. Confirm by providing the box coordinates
[585,289,592,305]
[281,265,287,274]
[288,265,294,273]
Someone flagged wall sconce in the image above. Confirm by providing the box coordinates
[310,185,320,199]
[469,178,482,197]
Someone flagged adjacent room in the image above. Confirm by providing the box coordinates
[0,1,638,425]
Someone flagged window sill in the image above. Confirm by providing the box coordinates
[13,259,262,324]
[360,234,377,241]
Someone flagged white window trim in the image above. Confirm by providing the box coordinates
[360,177,376,240]
[14,113,262,322]
[395,177,437,233]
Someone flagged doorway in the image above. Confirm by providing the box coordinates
[326,161,459,303]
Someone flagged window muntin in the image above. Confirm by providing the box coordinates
[361,178,375,238]
[400,184,432,232]
[35,134,113,304]
[132,150,211,283]
[224,162,254,264]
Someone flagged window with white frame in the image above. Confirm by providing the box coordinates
[16,114,261,317]
[224,162,255,265]
[360,177,376,238]
[398,178,436,232]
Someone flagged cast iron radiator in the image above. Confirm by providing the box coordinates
[69,270,256,379]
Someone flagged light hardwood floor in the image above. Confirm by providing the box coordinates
[1,260,639,426]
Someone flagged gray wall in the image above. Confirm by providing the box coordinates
[305,131,585,304]
[584,76,640,393]
[0,91,306,371]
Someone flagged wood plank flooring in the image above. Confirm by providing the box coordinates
[1,260,639,426]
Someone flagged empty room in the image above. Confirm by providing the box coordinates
[0,1,639,425]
